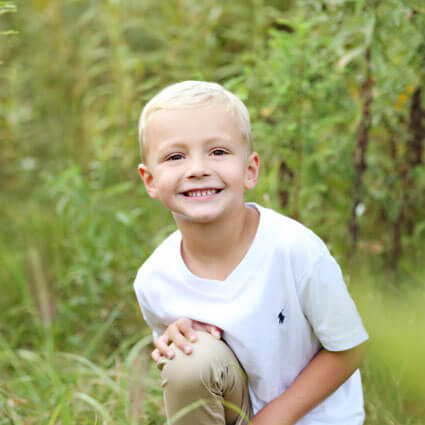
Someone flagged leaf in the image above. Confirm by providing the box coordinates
[336,47,365,69]
[0,2,17,16]
[104,182,133,197]
[124,335,152,371]
[75,393,113,423]
[60,353,124,395]
[414,221,425,238]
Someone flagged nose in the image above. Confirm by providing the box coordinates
[185,155,211,179]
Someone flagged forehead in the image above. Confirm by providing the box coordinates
[144,103,246,155]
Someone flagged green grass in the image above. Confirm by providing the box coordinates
[352,270,425,425]
[0,333,161,424]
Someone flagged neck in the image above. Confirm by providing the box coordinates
[174,203,259,280]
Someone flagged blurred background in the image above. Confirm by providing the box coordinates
[1,0,424,423]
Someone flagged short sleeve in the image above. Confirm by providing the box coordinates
[134,279,166,338]
[299,253,368,351]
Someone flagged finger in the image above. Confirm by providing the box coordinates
[192,320,222,339]
[206,325,222,339]
[151,348,161,363]
[167,322,193,354]
[176,318,198,342]
[191,320,214,338]
[155,334,174,359]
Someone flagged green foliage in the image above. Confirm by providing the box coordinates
[0,1,17,36]
[1,0,424,423]
[243,0,425,256]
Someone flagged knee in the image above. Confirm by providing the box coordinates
[160,331,233,392]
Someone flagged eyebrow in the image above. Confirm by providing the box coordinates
[157,136,233,153]
[155,141,186,157]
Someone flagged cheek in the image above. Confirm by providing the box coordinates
[155,169,180,189]
[225,166,247,189]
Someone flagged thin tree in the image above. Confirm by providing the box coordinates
[350,47,374,254]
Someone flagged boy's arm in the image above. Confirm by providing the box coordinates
[152,317,222,362]
[250,342,367,425]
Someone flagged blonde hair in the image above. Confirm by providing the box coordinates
[138,80,252,158]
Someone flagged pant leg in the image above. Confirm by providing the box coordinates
[158,331,252,425]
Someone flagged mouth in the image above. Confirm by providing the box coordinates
[181,188,222,198]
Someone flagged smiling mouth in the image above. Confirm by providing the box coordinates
[182,189,222,197]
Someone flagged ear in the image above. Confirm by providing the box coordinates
[138,163,159,199]
[244,152,260,190]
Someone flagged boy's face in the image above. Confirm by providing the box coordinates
[138,102,259,224]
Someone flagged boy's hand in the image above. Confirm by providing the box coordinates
[152,318,222,363]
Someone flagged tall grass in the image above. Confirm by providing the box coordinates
[347,258,425,424]
[0,332,158,424]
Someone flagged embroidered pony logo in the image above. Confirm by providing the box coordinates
[278,308,285,324]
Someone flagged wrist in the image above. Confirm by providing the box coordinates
[250,399,296,425]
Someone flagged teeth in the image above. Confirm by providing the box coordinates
[187,189,218,197]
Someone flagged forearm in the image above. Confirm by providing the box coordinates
[250,343,367,425]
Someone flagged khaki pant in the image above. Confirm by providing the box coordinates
[158,331,252,425]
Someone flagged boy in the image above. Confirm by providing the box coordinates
[134,81,368,425]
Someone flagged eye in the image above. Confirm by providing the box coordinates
[166,153,184,161]
[211,148,228,156]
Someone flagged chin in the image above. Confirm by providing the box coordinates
[184,215,218,224]
[173,210,223,225]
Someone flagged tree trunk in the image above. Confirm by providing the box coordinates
[404,87,424,235]
[278,160,293,209]
[350,47,374,255]
[392,87,424,266]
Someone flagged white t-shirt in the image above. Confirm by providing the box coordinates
[134,204,369,424]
